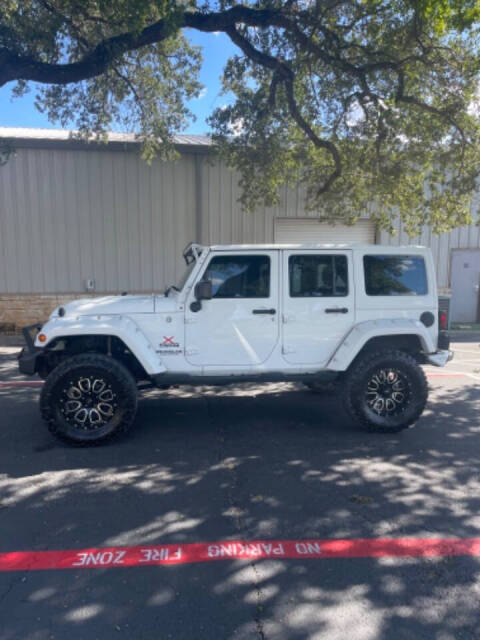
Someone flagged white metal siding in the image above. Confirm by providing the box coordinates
[377,213,480,290]
[1,144,479,296]
[274,218,375,244]
[0,150,333,293]
[0,147,196,293]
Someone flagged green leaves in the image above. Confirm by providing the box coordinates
[2,1,480,233]
[209,1,480,234]
[414,0,480,34]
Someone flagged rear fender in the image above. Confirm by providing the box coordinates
[34,315,166,375]
[327,318,436,371]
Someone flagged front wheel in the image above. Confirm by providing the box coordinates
[40,354,138,444]
[344,350,428,433]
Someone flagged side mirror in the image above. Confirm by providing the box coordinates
[194,279,213,301]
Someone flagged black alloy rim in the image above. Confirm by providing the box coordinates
[365,368,411,417]
[58,375,118,430]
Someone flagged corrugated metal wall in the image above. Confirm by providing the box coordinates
[378,212,480,290]
[199,157,305,246]
[198,158,370,247]
[0,148,327,294]
[0,147,197,293]
[1,145,479,294]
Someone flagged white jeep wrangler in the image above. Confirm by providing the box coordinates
[19,243,451,444]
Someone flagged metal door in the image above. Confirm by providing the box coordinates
[450,250,480,323]
[282,250,355,365]
[185,251,280,367]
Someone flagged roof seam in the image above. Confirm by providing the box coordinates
[0,127,212,147]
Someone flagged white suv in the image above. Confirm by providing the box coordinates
[19,243,452,444]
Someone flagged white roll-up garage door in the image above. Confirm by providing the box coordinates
[274,218,376,244]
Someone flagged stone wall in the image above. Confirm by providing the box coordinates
[0,294,98,334]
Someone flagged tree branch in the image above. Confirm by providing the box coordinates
[395,70,467,146]
[0,6,296,87]
[36,0,91,52]
[225,25,341,195]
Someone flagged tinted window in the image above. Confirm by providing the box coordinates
[289,255,348,297]
[203,255,270,298]
[364,255,428,296]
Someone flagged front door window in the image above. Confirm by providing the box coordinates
[203,255,270,298]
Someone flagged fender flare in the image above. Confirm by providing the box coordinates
[34,315,166,375]
[327,318,436,372]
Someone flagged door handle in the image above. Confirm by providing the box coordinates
[325,307,349,314]
[252,308,276,315]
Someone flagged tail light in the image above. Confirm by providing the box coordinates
[439,311,448,330]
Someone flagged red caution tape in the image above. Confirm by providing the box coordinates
[1,538,480,573]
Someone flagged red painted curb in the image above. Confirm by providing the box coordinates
[0,381,44,388]
[1,537,480,573]
[426,373,465,377]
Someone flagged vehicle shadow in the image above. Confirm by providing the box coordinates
[0,381,479,639]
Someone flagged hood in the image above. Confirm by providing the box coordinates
[54,295,156,317]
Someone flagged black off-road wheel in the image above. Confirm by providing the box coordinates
[40,354,138,444]
[344,350,428,433]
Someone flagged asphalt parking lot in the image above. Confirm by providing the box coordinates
[0,342,479,640]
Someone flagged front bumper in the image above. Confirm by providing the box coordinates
[426,349,454,367]
[17,324,43,376]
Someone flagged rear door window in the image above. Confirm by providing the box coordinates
[364,255,428,296]
[289,255,348,297]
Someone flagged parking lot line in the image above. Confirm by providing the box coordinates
[424,372,466,377]
[2,537,480,573]
[0,381,44,388]
[436,370,480,381]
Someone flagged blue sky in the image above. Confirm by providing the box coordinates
[0,31,238,135]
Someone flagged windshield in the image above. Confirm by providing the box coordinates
[176,261,196,291]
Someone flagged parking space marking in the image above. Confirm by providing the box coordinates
[0,381,44,388]
[432,370,480,381]
[2,537,480,573]
[424,372,466,377]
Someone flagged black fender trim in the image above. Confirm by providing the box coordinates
[18,347,43,375]
[17,324,43,376]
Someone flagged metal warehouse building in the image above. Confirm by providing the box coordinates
[0,126,479,331]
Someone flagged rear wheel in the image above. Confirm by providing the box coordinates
[344,350,428,433]
[40,354,138,444]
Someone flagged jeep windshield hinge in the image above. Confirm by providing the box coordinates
[183,242,205,265]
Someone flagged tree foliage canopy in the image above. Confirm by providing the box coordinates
[2,1,480,234]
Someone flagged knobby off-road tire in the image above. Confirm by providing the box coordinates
[344,350,428,433]
[40,354,138,444]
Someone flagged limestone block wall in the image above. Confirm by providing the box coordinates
[0,294,97,334]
